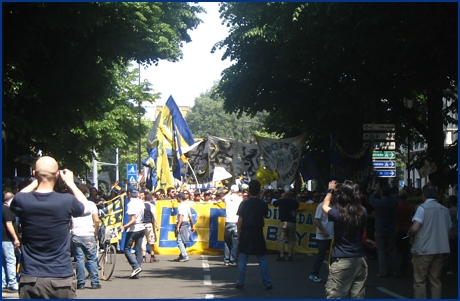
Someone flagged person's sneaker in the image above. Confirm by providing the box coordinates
[266,285,273,290]
[224,262,230,266]
[229,262,237,266]
[275,255,285,261]
[91,284,102,289]
[8,288,18,293]
[309,275,322,283]
[287,255,293,261]
[150,256,159,263]
[174,256,183,262]
[130,267,143,277]
[77,285,85,290]
[179,257,189,262]
[235,283,244,289]
[2,287,9,292]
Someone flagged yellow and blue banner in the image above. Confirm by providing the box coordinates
[151,200,320,255]
[98,194,125,244]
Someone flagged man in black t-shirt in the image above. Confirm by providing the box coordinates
[10,156,90,299]
[235,180,273,290]
[272,190,299,261]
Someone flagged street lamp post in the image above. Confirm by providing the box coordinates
[404,98,414,187]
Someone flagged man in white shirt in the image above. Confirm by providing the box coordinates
[309,199,334,283]
[408,184,451,299]
[223,185,243,266]
[71,199,101,289]
[174,193,195,262]
[121,187,145,279]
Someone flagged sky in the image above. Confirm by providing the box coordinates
[140,2,232,108]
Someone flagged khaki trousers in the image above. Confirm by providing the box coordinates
[412,254,445,299]
[325,257,368,299]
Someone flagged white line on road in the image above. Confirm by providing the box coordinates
[377,287,408,299]
[205,294,214,299]
[201,255,210,271]
[204,274,212,285]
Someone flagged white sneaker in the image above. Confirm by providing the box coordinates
[130,267,143,277]
[309,275,322,283]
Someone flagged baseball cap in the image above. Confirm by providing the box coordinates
[127,186,138,197]
[194,190,201,196]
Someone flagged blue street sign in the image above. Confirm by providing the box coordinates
[371,170,396,178]
[372,161,396,168]
[127,164,138,185]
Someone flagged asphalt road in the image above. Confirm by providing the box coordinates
[3,252,457,299]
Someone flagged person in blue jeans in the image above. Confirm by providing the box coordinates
[71,196,101,289]
[2,194,20,293]
[310,198,334,283]
[223,185,242,266]
[121,187,146,279]
[235,180,272,290]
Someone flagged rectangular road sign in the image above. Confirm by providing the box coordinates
[364,142,396,150]
[363,124,395,131]
[373,161,396,168]
[127,164,138,185]
[372,151,396,159]
[371,170,397,177]
[363,132,396,141]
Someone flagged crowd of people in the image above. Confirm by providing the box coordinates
[2,157,458,298]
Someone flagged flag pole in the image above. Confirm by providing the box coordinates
[186,160,199,185]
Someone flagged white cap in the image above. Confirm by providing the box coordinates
[231,185,239,192]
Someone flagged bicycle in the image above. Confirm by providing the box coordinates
[97,240,117,281]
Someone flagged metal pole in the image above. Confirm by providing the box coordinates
[115,148,119,182]
[92,158,98,189]
[407,137,411,187]
[138,63,142,173]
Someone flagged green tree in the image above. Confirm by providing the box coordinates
[213,2,457,189]
[2,2,204,176]
[186,84,268,142]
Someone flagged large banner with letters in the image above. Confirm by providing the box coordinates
[152,200,320,255]
[330,135,373,185]
[255,134,307,187]
[98,194,125,244]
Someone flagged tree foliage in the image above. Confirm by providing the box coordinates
[2,2,204,176]
[213,2,458,189]
[185,84,269,142]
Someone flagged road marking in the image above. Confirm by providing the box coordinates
[205,294,214,299]
[377,287,408,299]
[201,255,210,271]
[204,274,212,285]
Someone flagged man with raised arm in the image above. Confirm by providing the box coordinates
[10,156,91,298]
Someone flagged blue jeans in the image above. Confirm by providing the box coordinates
[177,233,188,259]
[224,223,238,263]
[237,253,272,288]
[71,235,99,287]
[124,230,145,271]
[2,241,18,290]
[310,239,332,277]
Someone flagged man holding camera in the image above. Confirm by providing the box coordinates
[10,156,91,298]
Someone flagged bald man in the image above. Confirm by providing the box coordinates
[3,192,14,207]
[10,156,91,299]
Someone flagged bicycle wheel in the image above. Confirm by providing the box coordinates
[99,244,116,280]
